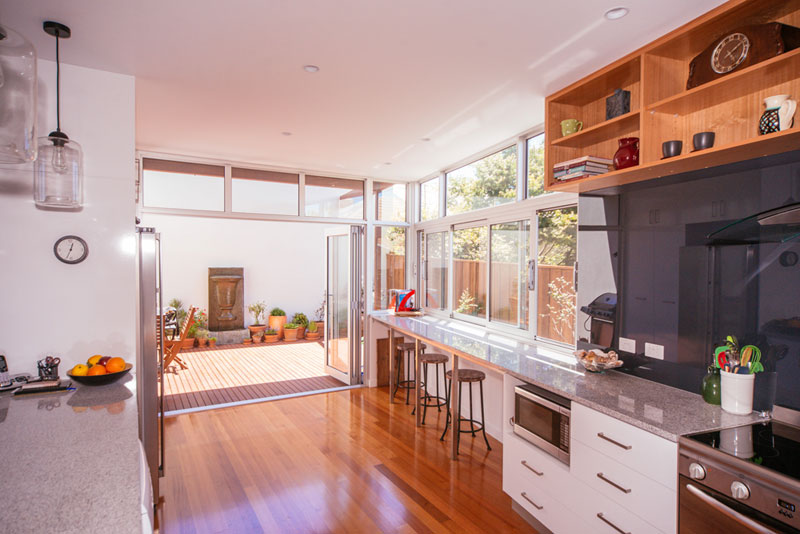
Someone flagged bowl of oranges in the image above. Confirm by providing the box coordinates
[68,355,132,386]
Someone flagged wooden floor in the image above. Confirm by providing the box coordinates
[163,341,345,412]
[160,386,538,534]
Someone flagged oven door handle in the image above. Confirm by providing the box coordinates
[685,484,779,534]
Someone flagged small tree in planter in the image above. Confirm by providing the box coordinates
[263,328,279,343]
[292,312,309,339]
[185,309,208,348]
[283,322,300,341]
[305,321,320,340]
[247,301,268,338]
[209,337,217,348]
[196,328,209,347]
[269,307,287,339]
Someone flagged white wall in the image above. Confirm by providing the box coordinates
[139,214,328,328]
[0,60,136,375]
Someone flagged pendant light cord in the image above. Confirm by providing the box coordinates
[55,32,61,133]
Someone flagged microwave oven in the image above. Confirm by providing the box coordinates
[513,383,571,465]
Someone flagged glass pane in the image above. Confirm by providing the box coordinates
[374,182,406,222]
[305,175,364,218]
[374,226,406,309]
[446,146,517,216]
[490,220,530,329]
[537,207,577,344]
[420,177,440,221]
[453,226,487,317]
[527,134,546,198]
[231,167,298,215]
[142,159,224,211]
[327,234,349,373]
[424,231,449,309]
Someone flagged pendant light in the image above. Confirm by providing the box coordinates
[0,23,37,163]
[34,21,83,209]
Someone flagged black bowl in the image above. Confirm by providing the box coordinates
[662,140,683,158]
[692,131,715,151]
[67,363,132,386]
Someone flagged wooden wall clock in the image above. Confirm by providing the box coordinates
[687,23,800,89]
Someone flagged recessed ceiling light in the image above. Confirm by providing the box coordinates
[384,162,392,166]
[604,7,629,20]
[303,65,320,73]
[281,131,292,136]
[421,137,431,142]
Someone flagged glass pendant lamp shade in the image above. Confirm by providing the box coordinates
[0,23,37,163]
[34,133,83,208]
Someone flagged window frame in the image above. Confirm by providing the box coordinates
[445,144,519,217]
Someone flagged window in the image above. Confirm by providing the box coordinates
[374,182,406,222]
[424,231,449,309]
[374,227,406,309]
[536,207,577,344]
[490,221,530,329]
[527,134,546,198]
[452,226,487,317]
[142,158,224,211]
[305,175,364,219]
[446,146,517,216]
[420,177,440,221]
[231,167,298,215]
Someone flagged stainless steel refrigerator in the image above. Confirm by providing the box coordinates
[135,227,164,512]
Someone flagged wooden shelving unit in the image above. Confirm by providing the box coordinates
[544,0,800,193]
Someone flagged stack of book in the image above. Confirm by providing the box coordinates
[553,156,612,181]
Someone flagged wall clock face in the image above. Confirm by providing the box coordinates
[54,235,89,264]
[711,32,750,74]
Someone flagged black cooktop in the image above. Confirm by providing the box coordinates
[687,421,800,482]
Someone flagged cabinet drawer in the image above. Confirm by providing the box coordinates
[572,402,677,488]
[574,483,673,534]
[503,433,572,501]
[572,440,676,533]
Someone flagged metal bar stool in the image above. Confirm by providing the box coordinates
[440,368,491,454]
[411,353,448,424]
[395,341,426,405]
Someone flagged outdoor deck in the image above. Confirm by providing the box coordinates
[163,340,345,412]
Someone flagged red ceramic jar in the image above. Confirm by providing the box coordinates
[613,137,639,170]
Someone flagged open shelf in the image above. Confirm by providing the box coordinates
[550,111,640,148]
[645,48,800,116]
[548,127,800,193]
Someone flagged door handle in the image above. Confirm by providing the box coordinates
[597,432,632,450]
[520,492,543,510]
[596,513,631,534]
[521,460,543,476]
[596,472,631,494]
[527,259,536,291]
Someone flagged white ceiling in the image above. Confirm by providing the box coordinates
[5,0,725,181]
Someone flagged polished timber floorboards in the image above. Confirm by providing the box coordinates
[161,386,539,534]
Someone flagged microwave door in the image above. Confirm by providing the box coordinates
[514,387,570,464]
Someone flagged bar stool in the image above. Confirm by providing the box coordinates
[411,353,448,425]
[440,368,491,454]
[395,341,426,405]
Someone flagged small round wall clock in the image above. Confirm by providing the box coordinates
[710,32,750,74]
[54,235,89,264]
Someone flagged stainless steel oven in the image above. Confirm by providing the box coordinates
[513,383,570,465]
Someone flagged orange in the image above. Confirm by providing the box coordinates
[87,355,103,366]
[70,364,89,376]
[106,357,126,374]
[87,365,107,376]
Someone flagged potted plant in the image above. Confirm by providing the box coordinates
[167,298,188,341]
[314,295,325,333]
[305,321,320,340]
[196,328,209,347]
[292,312,309,339]
[263,328,279,343]
[268,307,287,339]
[247,301,268,338]
[209,337,217,348]
[283,322,300,341]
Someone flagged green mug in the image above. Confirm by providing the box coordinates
[561,118,583,136]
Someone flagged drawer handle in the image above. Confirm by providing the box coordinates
[521,460,543,476]
[520,492,543,510]
[597,472,632,494]
[597,513,631,534]
[597,432,632,450]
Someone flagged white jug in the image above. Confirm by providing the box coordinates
[764,94,797,131]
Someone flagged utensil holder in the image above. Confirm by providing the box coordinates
[720,370,754,415]
[37,361,59,380]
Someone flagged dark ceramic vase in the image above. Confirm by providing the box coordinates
[613,137,639,170]
[701,366,721,405]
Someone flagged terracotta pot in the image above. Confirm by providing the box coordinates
[284,327,299,341]
[243,338,252,344]
[248,324,267,337]
[263,334,279,343]
[613,137,639,170]
[182,337,196,349]
[268,315,287,338]
[297,327,306,339]
[198,338,208,347]
[305,331,320,340]
[209,339,217,348]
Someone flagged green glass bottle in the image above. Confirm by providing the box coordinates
[701,366,721,405]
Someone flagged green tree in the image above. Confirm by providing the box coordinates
[538,208,577,266]
[447,146,517,216]
[528,134,545,198]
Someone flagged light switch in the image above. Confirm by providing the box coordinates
[618,337,636,354]
[645,342,664,360]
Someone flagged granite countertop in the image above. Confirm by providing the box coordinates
[372,313,768,441]
[0,375,143,534]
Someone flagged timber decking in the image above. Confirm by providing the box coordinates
[163,341,345,412]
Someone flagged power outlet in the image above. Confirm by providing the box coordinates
[618,337,636,354]
[645,342,665,360]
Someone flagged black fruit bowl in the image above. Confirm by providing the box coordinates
[68,363,132,386]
